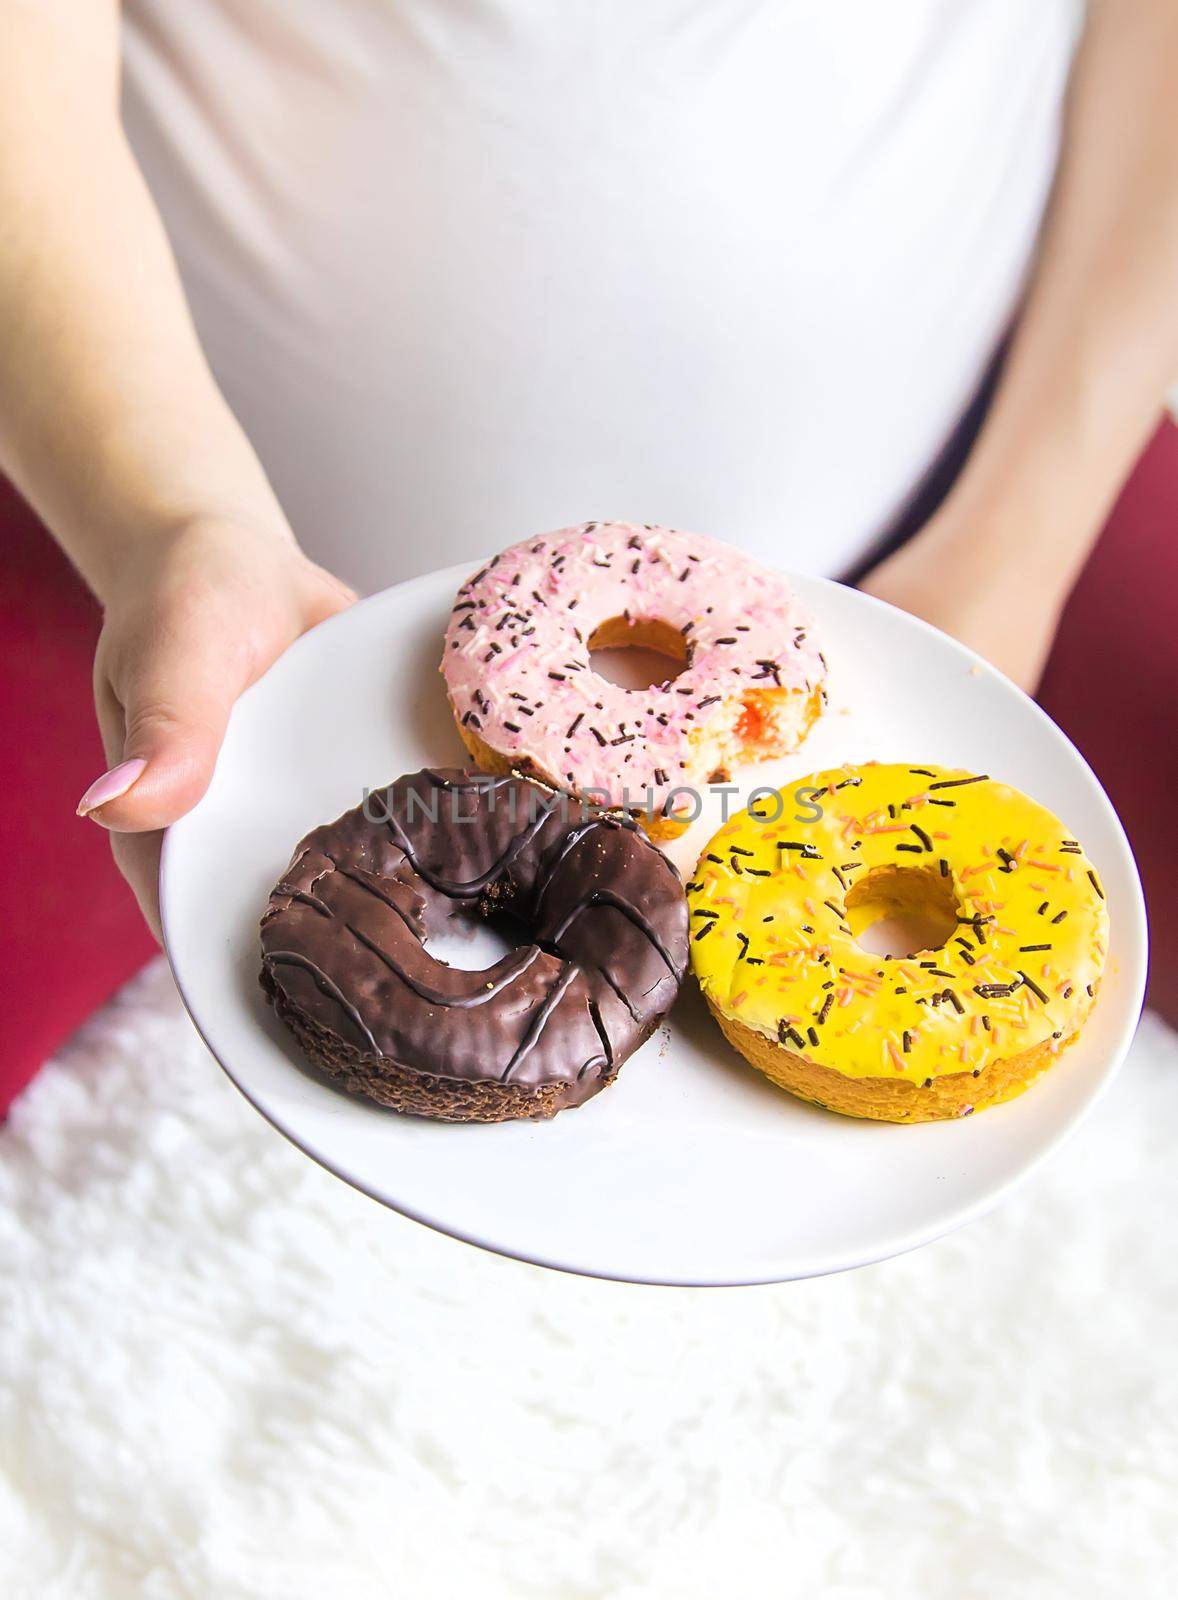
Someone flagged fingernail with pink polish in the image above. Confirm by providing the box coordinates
[76,758,148,818]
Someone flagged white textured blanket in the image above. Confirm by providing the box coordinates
[1,960,1175,1600]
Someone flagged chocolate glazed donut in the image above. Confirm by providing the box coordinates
[260,769,689,1122]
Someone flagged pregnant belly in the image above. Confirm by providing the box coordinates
[122,0,1079,593]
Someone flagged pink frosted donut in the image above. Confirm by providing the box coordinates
[441,521,826,836]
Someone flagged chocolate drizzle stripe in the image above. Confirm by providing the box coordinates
[577,1053,610,1083]
[546,888,686,980]
[587,997,614,1069]
[501,963,581,1082]
[275,886,334,918]
[594,963,643,1024]
[531,820,602,918]
[378,791,559,896]
[345,920,546,1008]
[264,951,380,1053]
[330,862,422,934]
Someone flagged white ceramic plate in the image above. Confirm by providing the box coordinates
[161,564,1147,1286]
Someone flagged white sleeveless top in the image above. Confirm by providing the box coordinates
[120,0,1083,594]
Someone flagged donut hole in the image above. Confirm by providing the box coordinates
[422,905,532,971]
[844,865,960,959]
[587,616,688,691]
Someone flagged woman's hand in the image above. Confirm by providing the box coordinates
[0,7,355,941]
[857,506,1065,696]
[864,0,1178,694]
[78,519,355,937]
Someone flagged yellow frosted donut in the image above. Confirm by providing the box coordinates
[688,762,1110,1121]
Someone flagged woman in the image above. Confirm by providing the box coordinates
[2,3,1177,963]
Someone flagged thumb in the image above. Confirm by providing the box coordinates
[81,626,251,833]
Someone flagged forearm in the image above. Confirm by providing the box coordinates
[932,0,1178,593]
[0,1,291,607]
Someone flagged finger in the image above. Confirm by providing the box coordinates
[110,830,165,944]
[304,561,359,619]
[81,621,252,832]
[94,663,127,769]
